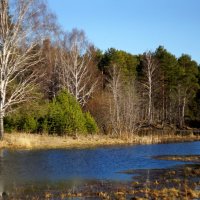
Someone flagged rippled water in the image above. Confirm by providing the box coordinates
[0,141,200,192]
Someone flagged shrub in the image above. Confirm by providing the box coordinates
[37,117,48,133]
[84,112,99,134]
[47,90,87,135]
[4,90,99,136]
[16,114,37,133]
[47,102,66,135]
[4,100,49,134]
[4,116,15,133]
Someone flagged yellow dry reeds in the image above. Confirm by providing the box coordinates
[0,132,199,150]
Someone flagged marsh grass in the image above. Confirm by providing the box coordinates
[0,132,199,150]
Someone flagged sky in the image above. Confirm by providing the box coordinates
[47,0,200,64]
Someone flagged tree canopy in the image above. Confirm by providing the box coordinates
[1,0,200,138]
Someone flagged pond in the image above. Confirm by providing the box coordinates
[0,141,200,193]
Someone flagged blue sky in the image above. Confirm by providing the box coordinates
[47,0,200,64]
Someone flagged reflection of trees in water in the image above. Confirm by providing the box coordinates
[0,149,5,194]
[0,149,13,195]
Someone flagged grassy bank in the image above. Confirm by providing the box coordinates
[0,132,200,150]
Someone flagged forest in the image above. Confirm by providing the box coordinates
[1,0,200,139]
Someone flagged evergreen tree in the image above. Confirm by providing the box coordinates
[47,90,98,135]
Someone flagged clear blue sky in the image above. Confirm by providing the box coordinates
[47,0,200,64]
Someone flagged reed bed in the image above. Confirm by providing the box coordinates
[0,132,199,150]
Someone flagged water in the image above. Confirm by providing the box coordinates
[0,141,200,191]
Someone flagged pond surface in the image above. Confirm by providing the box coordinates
[0,141,200,192]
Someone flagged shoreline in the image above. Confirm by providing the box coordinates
[0,132,200,150]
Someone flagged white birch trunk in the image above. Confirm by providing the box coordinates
[142,52,157,125]
[0,0,55,139]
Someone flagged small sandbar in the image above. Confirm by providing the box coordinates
[153,155,200,162]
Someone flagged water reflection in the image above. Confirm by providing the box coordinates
[0,141,199,191]
[0,149,6,194]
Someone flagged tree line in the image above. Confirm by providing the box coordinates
[0,0,200,139]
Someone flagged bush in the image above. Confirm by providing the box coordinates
[4,113,38,133]
[16,114,37,133]
[37,117,48,133]
[47,90,87,135]
[84,112,99,134]
[4,90,99,136]
[4,116,15,133]
[4,100,49,134]
[47,102,66,134]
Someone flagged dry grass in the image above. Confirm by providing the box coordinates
[0,133,128,150]
[0,132,199,150]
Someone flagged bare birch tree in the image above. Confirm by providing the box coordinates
[0,0,55,139]
[141,52,158,125]
[108,65,121,135]
[60,29,98,106]
[122,82,139,134]
[108,65,139,136]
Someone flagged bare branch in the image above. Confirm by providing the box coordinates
[59,29,98,106]
[0,0,57,138]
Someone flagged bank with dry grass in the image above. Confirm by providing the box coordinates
[0,132,200,150]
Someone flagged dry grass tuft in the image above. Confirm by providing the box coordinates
[0,132,199,150]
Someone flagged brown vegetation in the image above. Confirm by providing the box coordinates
[0,132,200,150]
[154,155,200,163]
